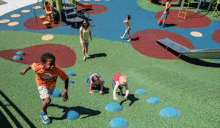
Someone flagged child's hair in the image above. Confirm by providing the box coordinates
[127,15,131,20]
[45,1,49,5]
[119,75,128,84]
[82,19,90,28]
[41,53,55,63]
[92,75,100,83]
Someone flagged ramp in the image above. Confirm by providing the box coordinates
[156,38,220,59]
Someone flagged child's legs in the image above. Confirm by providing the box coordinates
[126,28,131,39]
[81,41,86,56]
[38,86,54,112]
[85,42,89,54]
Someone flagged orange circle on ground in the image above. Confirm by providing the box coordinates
[21,9,30,13]
[77,4,107,14]
[190,31,203,37]
[7,22,19,26]
[131,29,194,59]
[33,6,41,9]
[10,14,21,18]
[0,19,10,23]
[213,30,220,43]
[42,34,54,40]
[156,9,211,28]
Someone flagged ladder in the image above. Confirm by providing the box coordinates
[178,0,191,19]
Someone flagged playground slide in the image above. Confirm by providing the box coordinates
[76,2,92,9]
[156,38,220,59]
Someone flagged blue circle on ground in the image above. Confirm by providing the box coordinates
[147,96,161,103]
[110,117,128,128]
[12,55,23,60]
[105,103,123,112]
[134,89,147,95]
[69,79,75,83]
[66,110,80,119]
[50,89,61,97]
[16,51,25,55]
[66,71,75,76]
[159,107,180,118]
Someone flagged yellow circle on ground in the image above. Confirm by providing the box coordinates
[39,15,46,19]
[33,6,41,9]
[21,9,30,13]
[0,19,10,23]
[7,22,19,26]
[190,31,203,37]
[10,14,21,18]
[42,34,54,41]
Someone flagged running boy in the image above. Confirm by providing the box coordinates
[112,73,129,100]
[20,53,69,124]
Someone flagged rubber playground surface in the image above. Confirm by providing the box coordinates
[0,0,220,127]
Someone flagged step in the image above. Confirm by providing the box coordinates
[66,12,78,18]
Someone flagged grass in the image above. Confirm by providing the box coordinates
[0,30,220,127]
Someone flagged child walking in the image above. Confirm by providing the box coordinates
[158,0,171,28]
[79,19,92,61]
[86,73,104,94]
[121,15,132,41]
[112,73,129,100]
[20,53,69,124]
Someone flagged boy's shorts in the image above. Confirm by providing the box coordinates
[38,86,55,99]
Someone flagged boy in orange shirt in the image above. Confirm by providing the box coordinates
[20,53,69,124]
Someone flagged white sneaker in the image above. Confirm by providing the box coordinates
[83,56,86,61]
[127,39,131,42]
[120,36,124,39]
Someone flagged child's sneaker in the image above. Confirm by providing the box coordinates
[120,36,124,39]
[39,111,51,124]
[158,22,162,26]
[127,39,131,42]
[99,90,103,94]
[83,56,86,61]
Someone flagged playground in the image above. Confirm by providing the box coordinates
[0,0,220,127]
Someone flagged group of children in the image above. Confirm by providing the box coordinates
[20,53,129,124]
[19,0,172,124]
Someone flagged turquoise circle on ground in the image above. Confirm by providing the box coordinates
[50,89,61,97]
[69,79,75,83]
[105,103,123,112]
[134,89,147,95]
[16,51,25,55]
[66,71,75,76]
[110,117,128,128]
[147,96,161,103]
[13,55,23,60]
[159,107,180,118]
[66,110,80,119]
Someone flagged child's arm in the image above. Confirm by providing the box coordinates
[61,78,69,101]
[20,66,31,75]
[79,27,84,43]
[89,81,94,94]
[89,29,92,41]
[113,82,120,100]
[124,84,129,99]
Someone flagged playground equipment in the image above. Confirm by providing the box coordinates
[178,0,191,19]
[156,38,220,59]
[212,0,219,17]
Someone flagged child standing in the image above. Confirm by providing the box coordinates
[112,73,129,100]
[20,53,69,124]
[86,73,104,94]
[158,0,171,28]
[44,1,53,23]
[79,19,92,61]
[121,15,132,41]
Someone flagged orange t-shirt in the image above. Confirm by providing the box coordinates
[31,63,68,87]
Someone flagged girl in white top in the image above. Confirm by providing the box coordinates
[120,15,132,42]
[79,19,92,61]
